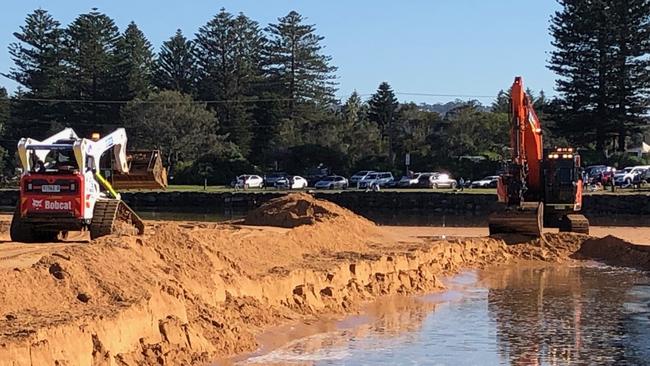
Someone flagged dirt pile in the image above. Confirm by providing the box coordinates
[576,235,650,270]
[0,195,646,366]
[244,193,369,228]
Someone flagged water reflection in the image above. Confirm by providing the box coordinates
[236,264,650,365]
[483,264,650,365]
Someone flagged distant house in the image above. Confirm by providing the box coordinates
[626,141,650,157]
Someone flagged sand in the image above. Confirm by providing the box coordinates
[0,193,648,366]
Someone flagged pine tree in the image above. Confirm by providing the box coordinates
[154,29,197,94]
[368,82,399,161]
[5,9,65,96]
[264,11,337,118]
[0,87,8,173]
[4,9,66,131]
[195,9,264,156]
[116,22,154,99]
[549,0,650,151]
[609,0,650,150]
[64,9,123,135]
[491,89,510,113]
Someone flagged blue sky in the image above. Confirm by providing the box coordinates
[0,0,561,104]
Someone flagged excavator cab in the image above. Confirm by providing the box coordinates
[542,147,588,233]
[111,150,168,190]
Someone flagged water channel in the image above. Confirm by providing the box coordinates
[233,263,650,366]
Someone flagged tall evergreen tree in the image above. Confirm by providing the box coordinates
[64,9,123,134]
[609,0,650,150]
[549,0,650,151]
[195,9,264,156]
[116,22,154,99]
[154,29,197,94]
[368,82,399,161]
[264,11,338,118]
[491,89,510,113]
[4,9,66,132]
[0,87,8,173]
[5,9,65,96]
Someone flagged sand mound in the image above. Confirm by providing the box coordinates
[576,235,650,270]
[1,197,648,366]
[244,193,358,228]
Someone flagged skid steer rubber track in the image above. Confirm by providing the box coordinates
[488,202,543,238]
[559,214,589,235]
[90,199,145,240]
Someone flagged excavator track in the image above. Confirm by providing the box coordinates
[90,199,145,240]
[559,214,590,235]
[488,202,543,237]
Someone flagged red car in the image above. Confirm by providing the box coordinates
[585,165,616,185]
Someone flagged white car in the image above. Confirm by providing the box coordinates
[357,172,394,189]
[431,173,457,189]
[614,166,650,187]
[314,176,349,189]
[470,176,499,188]
[232,174,264,189]
[349,170,374,185]
[274,175,308,189]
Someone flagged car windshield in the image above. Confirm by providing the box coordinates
[321,177,335,181]
[365,174,378,179]
[354,171,370,176]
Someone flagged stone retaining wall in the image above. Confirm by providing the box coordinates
[0,189,648,216]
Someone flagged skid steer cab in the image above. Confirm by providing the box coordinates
[10,128,166,243]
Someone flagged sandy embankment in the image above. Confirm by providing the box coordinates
[0,193,648,365]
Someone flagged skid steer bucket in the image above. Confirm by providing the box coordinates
[112,150,168,190]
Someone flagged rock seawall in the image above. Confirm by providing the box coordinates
[0,189,649,216]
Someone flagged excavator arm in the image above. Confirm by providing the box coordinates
[499,77,544,205]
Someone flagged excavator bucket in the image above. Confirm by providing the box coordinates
[488,202,543,237]
[112,150,168,190]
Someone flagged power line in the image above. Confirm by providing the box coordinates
[3,91,498,105]
[5,97,297,104]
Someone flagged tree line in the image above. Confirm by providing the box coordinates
[0,2,648,184]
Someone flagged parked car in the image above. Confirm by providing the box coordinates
[614,166,649,187]
[357,172,394,189]
[415,172,438,188]
[314,175,349,189]
[304,166,330,186]
[397,173,422,188]
[274,175,309,189]
[470,175,499,188]
[264,172,288,187]
[584,165,616,185]
[349,170,375,185]
[231,174,264,189]
[631,168,649,186]
[431,173,457,189]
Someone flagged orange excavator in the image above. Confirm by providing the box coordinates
[488,77,589,236]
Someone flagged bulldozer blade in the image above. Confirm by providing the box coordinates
[488,203,543,237]
[112,150,168,190]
